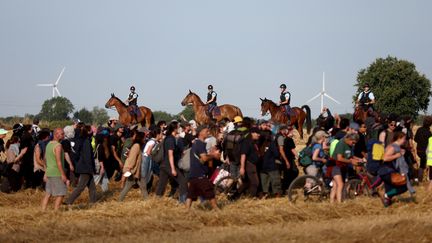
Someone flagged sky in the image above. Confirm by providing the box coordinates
[1,0,431,120]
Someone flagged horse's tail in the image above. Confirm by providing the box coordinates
[301,105,312,134]
[150,112,155,126]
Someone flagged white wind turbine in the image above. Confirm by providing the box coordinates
[37,67,65,98]
[306,72,340,112]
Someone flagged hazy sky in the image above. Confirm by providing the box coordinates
[1,0,431,119]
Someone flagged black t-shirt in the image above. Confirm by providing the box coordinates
[20,132,34,163]
[0,138,5,153]
[334,130,347,140]
[285,137,296,163]
[109,135,122,157]
[183,133,195,148]
[189,139,208,179]
[261,140,279,172]
[240,137,259,164]
[163,135,182,168]
[354,133,367,158]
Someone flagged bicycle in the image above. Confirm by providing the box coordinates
[212,163,242,200]
[287,168,332,203]
[344,162,382,199]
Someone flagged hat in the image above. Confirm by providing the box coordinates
[0,128,8,135]
[196,125,208,135]
[109,117,118,121]
[349,122,360,131]
[189,120,197,129]
[114,124,123,131]
[233,116,243,124]
[73,118,81,124]
[249,127,260,134]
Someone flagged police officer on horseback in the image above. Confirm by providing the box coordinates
[279,83,292,118]
[206,84,217,119]
[356,83,375,112]
[126,85,139,123]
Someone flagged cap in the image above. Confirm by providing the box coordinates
[73,118,81,124]
[233,116,243,124]
[109,117,118,121]
[0,128,8,135]
[249,127,260,134]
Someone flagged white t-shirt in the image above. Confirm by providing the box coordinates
[205,136,217,152]
[143,139,156,157]
[357,91,375,101]
[284,92,291,101]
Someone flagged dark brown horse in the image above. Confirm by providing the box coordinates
[260,98,311,139]
[181,90,243,125]
[105,93,154,128]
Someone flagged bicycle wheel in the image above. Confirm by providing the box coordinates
[344,178,370,199]
[287,175,325,203]
[214,176,237,200]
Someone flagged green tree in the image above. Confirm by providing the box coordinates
[91,106,109,125]
[178,106,195,121]
[153,111,175,123]
[73,108,93,124]
[355,56,431,118]
[38,97,75,121]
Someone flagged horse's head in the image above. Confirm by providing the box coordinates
[181,90,197,106]
[260,98,271,116]
[105,93,116,108]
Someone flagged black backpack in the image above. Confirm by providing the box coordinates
[151,139,165,164]
[224,130,246,164]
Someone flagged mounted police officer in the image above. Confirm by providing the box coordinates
[356,83,375,112]
[279,83,292,118]
[205,84,217,119]
[126,86,139,123]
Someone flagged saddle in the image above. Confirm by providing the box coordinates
[207,105,221,118]
[128,106,141,122]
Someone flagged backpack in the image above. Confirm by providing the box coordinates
[366,139,384,175]
[298,145,313,167]
[178,147,191,171]
[224,131,245,164]
[151,139,165,164]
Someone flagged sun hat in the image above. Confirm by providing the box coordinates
[0,128,8,135]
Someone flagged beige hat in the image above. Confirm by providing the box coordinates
[0,128,8,135]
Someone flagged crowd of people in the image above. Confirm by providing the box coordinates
[0,107,431,210]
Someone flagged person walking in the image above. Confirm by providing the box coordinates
[65,126,97,206]
[41,128,69,211]
[119,131,148,201]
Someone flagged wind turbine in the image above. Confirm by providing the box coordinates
[37,67,65,98]
[306,72,340,112]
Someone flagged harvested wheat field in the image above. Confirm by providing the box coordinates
[1,183,432,243]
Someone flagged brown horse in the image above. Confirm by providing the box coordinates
[181,90,243,125]
[105,93,154,128]
[260,98,312,139]
[353,106,379,124]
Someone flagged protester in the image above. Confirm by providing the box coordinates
[414,116,432,182]
[119,131,148,201]
[156,121,188,203]
[65,126,97,206]
[237,127,261,198]
[186,125,221,209]
[41,128,69,211]
[331,133,362,203]
[379,131,408,207]
[33,129,51,189]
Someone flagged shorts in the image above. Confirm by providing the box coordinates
[187,178,215,201]
[331,166,342,177]
[45,177,67,196]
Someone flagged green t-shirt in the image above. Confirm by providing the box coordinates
[45,141,65,177]
[332,139,353,161]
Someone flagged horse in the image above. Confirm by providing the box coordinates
[353,106,379,124]
[260,98,312,139]
[105,93,154,128]
[181,90,243,125]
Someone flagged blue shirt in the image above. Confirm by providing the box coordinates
[188,139,208,179]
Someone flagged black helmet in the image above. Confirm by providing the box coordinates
[208,85,213,90]
[364,83,370,88]
[280,84,287,89]
[130,86,135,91]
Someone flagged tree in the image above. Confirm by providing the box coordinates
[73,108,93,124]
[91,106,109,126]
[354,56,431,118]
[38,97,74,121]
[153,111,176,123]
